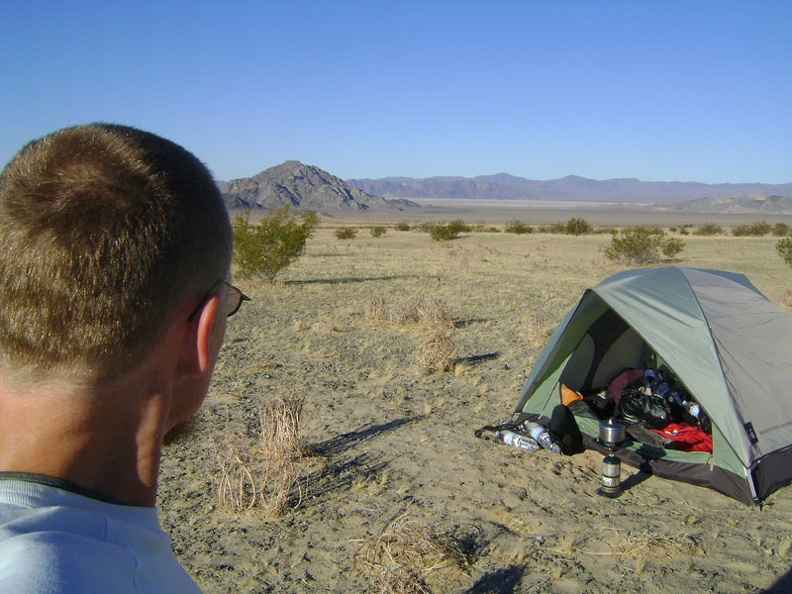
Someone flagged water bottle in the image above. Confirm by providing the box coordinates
[496,430,540,453]
[684,401,701,418]
[521,422,561,454]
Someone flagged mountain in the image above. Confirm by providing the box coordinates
[656,195,792,214]
[347,174,792,203]
[221,161,418,213]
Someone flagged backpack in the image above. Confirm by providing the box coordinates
[549,404,585,455]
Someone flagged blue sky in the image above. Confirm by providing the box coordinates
[1,1,790,184]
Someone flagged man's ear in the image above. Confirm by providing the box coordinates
[181,292,222,378]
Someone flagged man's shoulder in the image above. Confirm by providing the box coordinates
[0,480,202,593]
[0,527,141,593]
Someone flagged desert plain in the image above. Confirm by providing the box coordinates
[159,200,792,593]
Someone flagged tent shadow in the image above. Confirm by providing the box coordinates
[462,565,527,594]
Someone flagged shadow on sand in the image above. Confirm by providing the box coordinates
[302,419,419,505]
[762,567,792,593]
[286,274,420,286]
[310,418,418,457]
[463,565,527,594]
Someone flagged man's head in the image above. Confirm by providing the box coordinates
[0,124,232,384]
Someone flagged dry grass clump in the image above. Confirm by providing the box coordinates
[400,295,450,327]
[364,295,451,328]
[416,332,457,373]
[356,510,469,594]
[783,289,792,310]
[212,392,306,516]
[257,392,306,515]
[211,434,258,512]
[364,295,387,323]
[778,535,792,560]
[582,528,703,575]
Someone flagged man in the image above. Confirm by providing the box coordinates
[0,124,248,592]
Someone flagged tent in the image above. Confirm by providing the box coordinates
[514,266,792,505]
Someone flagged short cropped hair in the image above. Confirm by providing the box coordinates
[0,123,232,382]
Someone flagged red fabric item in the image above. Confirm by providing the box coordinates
[652,422,713,453]
[607,369,645,405]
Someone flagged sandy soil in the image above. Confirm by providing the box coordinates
[158,216,792,593]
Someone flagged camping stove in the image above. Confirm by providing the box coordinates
[597,418,626,498]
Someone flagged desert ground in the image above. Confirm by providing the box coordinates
[159,203,792,593]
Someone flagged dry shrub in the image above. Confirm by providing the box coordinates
[416,332,457,373]
[365,296,387,323]
[212,392,305,516]
[257,392,305,515]
[411,296,450,327]
[357,510,468,594]
[365,295,451,327]
[211,434,258,512]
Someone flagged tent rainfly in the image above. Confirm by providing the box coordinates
[515,266,792,505]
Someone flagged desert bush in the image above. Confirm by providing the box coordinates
[603,226,685,265]
[662,237,686,259]
[356,510,469,594]
[395,221,411,231]
[539,222,567,234]
[773,223,790,237]
[370,226,387,238]
[447,219,471,234]
[335,227,358,240]
[504,220,533,234]
[416,332,457,373]
[565,217,593,235]
[694,223,723,236]
[430,219,470,240]
[232,206,318,281]
[777,237,792,267]
[732,221,771,237]
[212,392,305,516]
[430,224,460,241]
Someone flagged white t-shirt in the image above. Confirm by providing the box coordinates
[0,476,201,593]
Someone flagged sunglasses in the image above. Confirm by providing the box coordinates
[188,280,250,321]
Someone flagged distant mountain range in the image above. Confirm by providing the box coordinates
[347,173,792,204]
[219,162,792,214]
[655,194,792,214]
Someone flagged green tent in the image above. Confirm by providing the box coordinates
[515,266,792,505]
